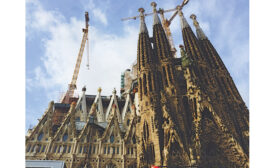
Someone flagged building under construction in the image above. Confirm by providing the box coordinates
[26,1,249,168]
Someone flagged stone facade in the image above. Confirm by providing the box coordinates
[26,2,249,168]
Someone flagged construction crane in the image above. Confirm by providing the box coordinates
[121,0,189,57]
[61,12,90,104]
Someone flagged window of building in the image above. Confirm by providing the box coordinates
[112,147,115,154]
[53,145,57,153]
[132,136,136,144]
[37,145,41,153]
[131,147,133,154]
[37,132,43,141]
[68,146,71,153]
[41,145,46,152]
[31,145,35,152]
[117,147,119,154]
[62,133,68,142]
[63,145,67,153]
[93,146,96,154]
[104,147,107,154]
[110,134,114,143]
[58,145,61,153]
[26,145,31,152]
[79,146,82,153]
[89,145,92,154]
[108,146,110,154]
[84,146,87,153]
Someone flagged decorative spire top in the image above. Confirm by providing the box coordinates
[176,5,189,29]
[98,87,102,93]
[151,2,161,25]
[82,86,86,92]
[190,14,207,40]
[112,88,117,94]
[138,8,148,34]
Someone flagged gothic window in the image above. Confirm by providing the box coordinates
[37,145,41,153]
[132,135,136,144]
[108,146,110,154]
[31,145,35,152]
[139,78,142,100]
[113,147,115,154]
[93,145,96,154]
[143,74,147,95]
[104,146,107,154]
[131,147,133,154]
[117,147,119,154]
[41,145,46,152]
[148,73,152,92]
[68,146,71,153]
[79,146,82,153]
[84,146,87,153]
[62,133,68,142]
[37,132,43,141]
[127,119,130,126]
[183,96,192,131]
[26,145,31,152]
[167,65,173,84]
[63,145,67,153]
[53,145,57,153]
[110,134,115,143]
[158,73,163,90]
[76,117,80,121]
[162,66,168,86]
[127,147,130,154]
[143,122,149,141]
[58,145,61,153]
[193,98,198,119]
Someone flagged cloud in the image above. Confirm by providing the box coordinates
[92,8,108,25]
[26,0,139,101]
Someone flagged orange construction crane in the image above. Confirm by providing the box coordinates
[121,0,189,57]
[61,12,90,104]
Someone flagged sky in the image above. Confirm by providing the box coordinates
[25,0,249,131]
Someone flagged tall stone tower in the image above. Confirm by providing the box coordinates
[135,2,249,168]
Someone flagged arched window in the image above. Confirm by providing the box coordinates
[62,133,68,142]
[37,132,43,141]
[127,119,130,126]
[132,136,136,144]
[110,134,115,143]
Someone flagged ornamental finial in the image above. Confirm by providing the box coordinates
[176,5,189,29]
[151,2,161,25]
[190,14,207,40]
[138,8,148,33]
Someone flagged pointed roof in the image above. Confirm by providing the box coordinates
[121,92,134,121]
[177,6,190,29]
[101,106,123,140]
[152,2,173,60]
[190,14,207,40]
[151,2,161,26]
[90,87,105,122]
[138,8,148,34]
[105,88,122,123]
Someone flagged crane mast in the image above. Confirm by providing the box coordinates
[61,12,90,104]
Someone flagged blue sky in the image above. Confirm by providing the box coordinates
[26,0,249,131]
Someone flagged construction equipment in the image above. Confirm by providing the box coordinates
[61,12,90,104]
[121,0,189,57]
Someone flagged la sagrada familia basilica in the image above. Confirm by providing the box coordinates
[26,1,249,168]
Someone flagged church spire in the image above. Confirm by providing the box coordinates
[151,2,161,25]
[138,8,148,34]
[190,14,207,40]
[177,5,190,29]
